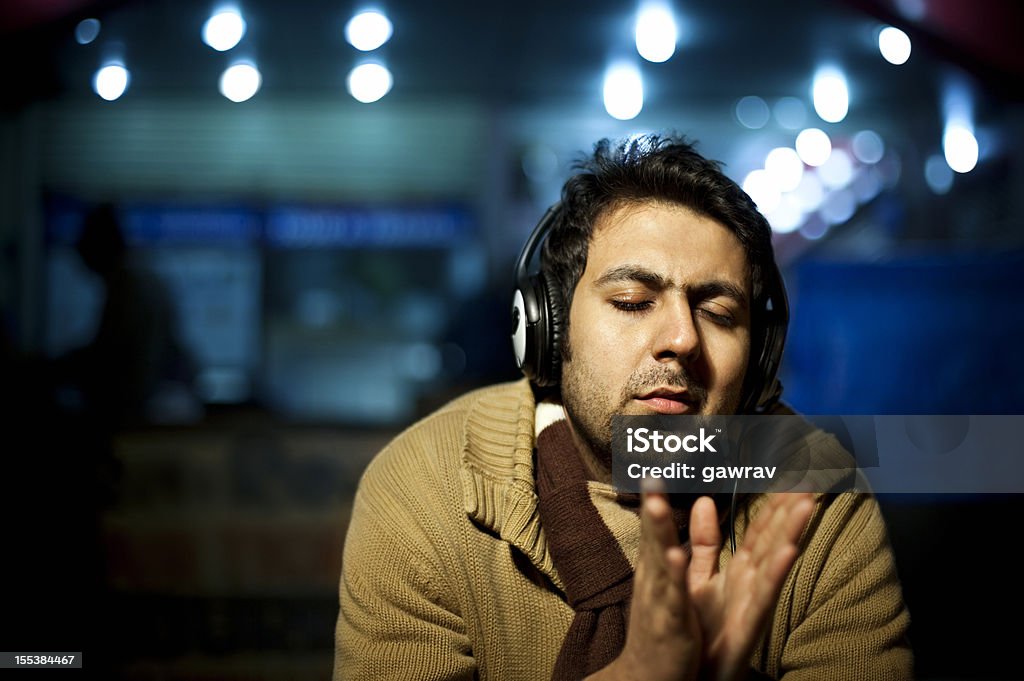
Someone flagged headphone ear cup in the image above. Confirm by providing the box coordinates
[537,275,566,387]
[511,202,563,387]
[745,265,789,413]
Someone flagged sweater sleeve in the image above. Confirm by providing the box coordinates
[775,493,913,681]
[333,438,476,681]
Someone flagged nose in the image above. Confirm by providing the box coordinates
[652,300,701,363]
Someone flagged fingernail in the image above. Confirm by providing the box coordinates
[641,477,666,494]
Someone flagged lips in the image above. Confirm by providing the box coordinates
[635,387,696,415]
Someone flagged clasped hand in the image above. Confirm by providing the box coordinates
[587,486,814,681]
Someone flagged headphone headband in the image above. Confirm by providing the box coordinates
[513,203,561,328]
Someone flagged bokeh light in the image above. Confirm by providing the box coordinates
[203,9,247,52]
[75,18,101,45]
[878,26,912,65]
[812,66,849,123]
[635,3,677,63]
[93,64,130,101]
[943,123,978,173]
[852,130,885,164]
[735,96,770,129]
[603,62,644,120]
[347,62,393,103]
[219,62,262,102]
[345,10,394,52]
[795,128,831,166]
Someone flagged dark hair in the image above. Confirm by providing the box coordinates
[540,133,776,336]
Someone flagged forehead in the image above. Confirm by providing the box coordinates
[585,201,750,287]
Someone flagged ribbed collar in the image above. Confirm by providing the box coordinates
[459,379,564,588]
[459,380,653,591]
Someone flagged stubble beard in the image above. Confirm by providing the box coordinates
[559,342,712,472]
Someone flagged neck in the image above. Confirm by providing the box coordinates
[563,417,613,484]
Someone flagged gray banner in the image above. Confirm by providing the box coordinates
[611,415,1024,494]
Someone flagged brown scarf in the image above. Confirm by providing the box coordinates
[535,416,705,681]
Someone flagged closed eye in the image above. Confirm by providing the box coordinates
[610,299,653,314]
[697,307,735,327]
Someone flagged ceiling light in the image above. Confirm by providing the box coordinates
[203,9,247,52]
[220,62,262,102]
[93,64,129,101]
[812,67,849,123]
[767,195,804,234]
[635,3,677,63]
[795,128,831,167]
[603,62,643,121]
[742,169,781,214]
[765,147,804,193]
[345,10,393,51]
[878,26,911,65]
[347,62,393,103]
[943,123,978,173]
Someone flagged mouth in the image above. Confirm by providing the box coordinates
[634,387,697,415]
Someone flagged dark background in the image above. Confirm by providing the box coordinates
[1,0,1022,678]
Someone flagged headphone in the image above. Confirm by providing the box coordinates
[511,201,791,413]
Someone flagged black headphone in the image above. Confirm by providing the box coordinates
[511,201,791,413]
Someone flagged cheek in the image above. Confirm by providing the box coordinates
[567,303,634,385]
[575,299,645,349]
[703,332,750,386]
[573,308,649,379]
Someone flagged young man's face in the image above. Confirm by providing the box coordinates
[560,200,752,466]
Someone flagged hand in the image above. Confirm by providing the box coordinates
[686,493,814,681]
[588,482,702,681]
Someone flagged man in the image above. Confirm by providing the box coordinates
[334,135,912,680]
[60,203,196,426]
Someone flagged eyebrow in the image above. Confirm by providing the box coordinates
[593,264,668,289]
[593,264,749,308]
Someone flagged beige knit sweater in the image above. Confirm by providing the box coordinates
[334,380,912,680]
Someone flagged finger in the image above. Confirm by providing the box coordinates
[721,496,815,652]
[760,493,813,560]
[783,494,815,543]
[640,477,680,550]
[749,495,813,589]
[763,494,814,570]
[758,543,799,593]
[641,491,680,557]
[734,549,800,643]
[665,545,690,585]
[746,493,810,564]
[659,545,692,621]
[754,495,796,560]
[731,544,800,644]
[636,490,672,592]
[687,495,721,584]
[637,488,688,615]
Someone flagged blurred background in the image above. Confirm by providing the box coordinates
[1,0,1022,678]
